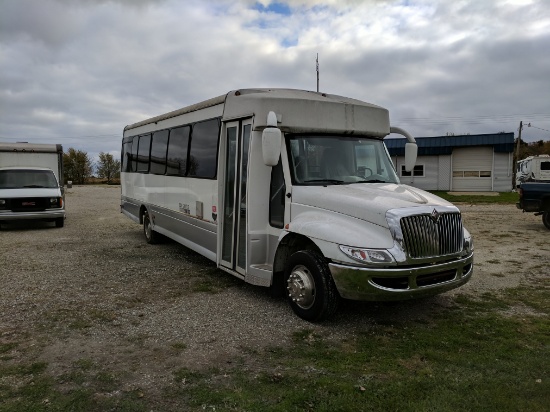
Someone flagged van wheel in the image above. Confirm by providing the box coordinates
[55,218,64,228]
[143,210,159,244]
[285,250,339,322]
[543,211,550,230]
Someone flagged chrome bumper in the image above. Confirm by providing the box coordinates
[329,252,473,301]
[0,209,65,221]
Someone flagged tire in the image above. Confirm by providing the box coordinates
[143,210,159,244]
[543,211,550,230]
[55,218,64,228]
[285,250,339,322]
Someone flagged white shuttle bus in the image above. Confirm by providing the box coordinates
[121,89,473,321]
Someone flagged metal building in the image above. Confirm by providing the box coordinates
[385,133,515,192]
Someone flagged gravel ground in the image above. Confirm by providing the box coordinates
[1,185,548,392]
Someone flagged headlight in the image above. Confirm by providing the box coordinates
[0,199,5,205]
[49,197,62,207]
[339,245,395,265]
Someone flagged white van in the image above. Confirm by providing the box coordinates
[0,143,65,228]
[121,89,473,321]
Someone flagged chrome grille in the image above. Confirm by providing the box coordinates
[400,212,463,259]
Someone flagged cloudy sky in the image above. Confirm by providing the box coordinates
[1,0,549,163]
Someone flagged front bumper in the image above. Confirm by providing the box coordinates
[0,209,65,221]
[329,252,473,301]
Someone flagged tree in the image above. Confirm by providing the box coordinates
[63,148,93,184]
[96,152,121,184]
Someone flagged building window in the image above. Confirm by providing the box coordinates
[454,170,492,178]
[401,164,424,177]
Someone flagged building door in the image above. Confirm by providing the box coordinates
[452,147,493,191]
[220,119,252,275]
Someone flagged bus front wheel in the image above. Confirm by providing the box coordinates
[285,250,339,322]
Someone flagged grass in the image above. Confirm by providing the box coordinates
[1,283,548,411]
[430,191,519,204]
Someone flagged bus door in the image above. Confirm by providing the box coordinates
[220,119,252,275]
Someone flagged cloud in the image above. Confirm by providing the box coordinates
[0,0,549,161]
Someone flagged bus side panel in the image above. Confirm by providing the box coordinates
[152,204,217,261]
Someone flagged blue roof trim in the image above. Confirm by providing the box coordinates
[384,133,514,156]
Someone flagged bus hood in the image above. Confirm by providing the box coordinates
[291,183,453,228]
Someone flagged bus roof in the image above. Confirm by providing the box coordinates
[124,88,391,137]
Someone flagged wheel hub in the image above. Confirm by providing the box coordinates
[287,265,315,309]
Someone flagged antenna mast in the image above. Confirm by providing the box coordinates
[316,53,319,92]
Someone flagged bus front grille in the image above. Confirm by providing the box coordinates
[400,212,463,259]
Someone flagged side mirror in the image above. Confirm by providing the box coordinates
[262,111,281,166]
[404,142,417,172]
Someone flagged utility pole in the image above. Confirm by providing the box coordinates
[316,53,319,92]
[516,120,522,160]
[514,120,523,189]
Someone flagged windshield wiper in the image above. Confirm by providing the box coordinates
[23,185,46,188]
[356,179,387,183]
[303,179,346,185]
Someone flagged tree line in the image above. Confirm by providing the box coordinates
[63,149,120,185]
[514,138,550,161]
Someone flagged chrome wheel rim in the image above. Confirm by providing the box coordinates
[144,215,152,240]
[287,265,315,309]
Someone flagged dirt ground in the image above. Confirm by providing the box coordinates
[0,185,548,394]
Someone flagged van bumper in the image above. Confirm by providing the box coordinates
[329,252,473,301]
[0,209,65,221]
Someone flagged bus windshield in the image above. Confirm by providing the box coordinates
[0,169,58,189]
[287,135,399,185]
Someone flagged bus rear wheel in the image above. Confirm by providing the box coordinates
[143,210,160,244]
[285,250,339,322]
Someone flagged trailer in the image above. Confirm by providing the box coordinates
[516,155,550,187]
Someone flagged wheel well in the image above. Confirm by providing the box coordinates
[272,233,323,290]
[139,205,148,224]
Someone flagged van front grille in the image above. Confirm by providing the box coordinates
[400,212,463,259]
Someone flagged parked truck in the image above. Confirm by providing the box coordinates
[517,182,550,230]
[0,142,66,228]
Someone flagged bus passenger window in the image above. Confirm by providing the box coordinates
[150,130,169,175]
[136,134,151,173]
[167,126,190,176]
[131,136,139,172]
[188,118,220,179]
